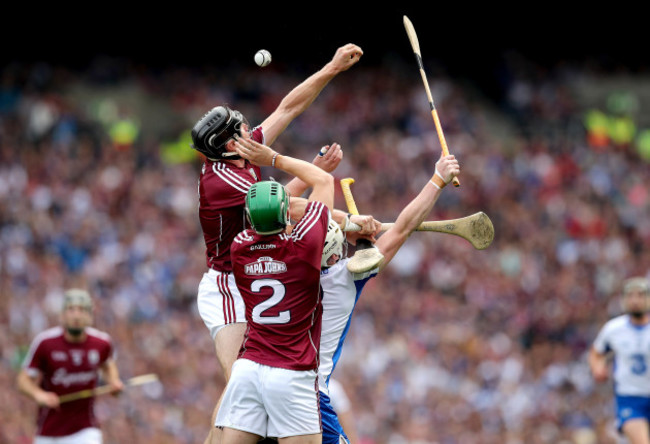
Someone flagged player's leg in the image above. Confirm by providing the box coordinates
[264,366,322,443]
[278,434,322,444]
[221,428,261,444]
[319,391,350,444]
[206,322,247,444]
[621,418,650,444]
[616,395,650,444]
[197,270,247,444]
[217,359,268,444]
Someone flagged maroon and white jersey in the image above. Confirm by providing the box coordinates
[21,326,115,437]
[231,201,330,371]
[198,126,264,273]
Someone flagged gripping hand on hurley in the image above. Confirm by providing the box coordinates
[430,154,460,190]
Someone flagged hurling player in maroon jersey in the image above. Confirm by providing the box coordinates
[190,43,363,444]
[16,289,124,444]
[215,136,333,443]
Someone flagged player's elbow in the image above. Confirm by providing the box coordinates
[313,171,334,190]
[16,371,32,395]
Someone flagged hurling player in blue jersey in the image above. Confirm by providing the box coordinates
[292,150,460,443]
[590,276,650,444]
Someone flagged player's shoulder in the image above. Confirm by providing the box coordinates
[601,314,632,332]
[85,327,113,344]
[31,326,64,345]
[251,126,264,143]
[292,202,328,238]
[233,229,256,247]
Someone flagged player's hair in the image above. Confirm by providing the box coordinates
[63,288,93,311]
[245,181,290,235]
[322,219,345,268]
[624,277,650,295]
[190,106,249,160]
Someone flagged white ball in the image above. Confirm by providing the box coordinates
[254,49,271,67]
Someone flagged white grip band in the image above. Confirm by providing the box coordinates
[435,168,447,183]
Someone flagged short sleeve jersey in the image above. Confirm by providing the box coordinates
[231,201,330,371]
[198,127,264,272]
[21,326,114,437]
[318,257,377,394]
[593,314,650,396]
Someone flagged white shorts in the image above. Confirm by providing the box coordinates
[197,269,246,339]
[34,428,102,444]
[216,358,321,439]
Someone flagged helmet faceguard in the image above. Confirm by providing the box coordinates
[245,181,290,235]
[190,106,250,160]
[322,219,346,268]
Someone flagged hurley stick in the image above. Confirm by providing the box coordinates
[345,211,494,250]
[59,373,159,404]
[403,15,460,188]
[340,178,385,273]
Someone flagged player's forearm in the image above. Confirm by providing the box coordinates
[16,370,43,401]
[392,182,441,237]
[276,65,337,119]
[275,155,334,211]
[274,156,331,194]
[262,67,338,146]
[284,177,309,198]
[101,360,121,386]
[588,349,605,372]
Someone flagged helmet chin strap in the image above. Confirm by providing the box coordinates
[220,151,242,160]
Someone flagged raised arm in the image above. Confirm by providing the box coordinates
[284,143,379,236]
[261,44,363,146]
[284,143,343,197]
[234,136,334,213]
[374,154,460,272]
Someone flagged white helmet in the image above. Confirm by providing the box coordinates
[623,277,650,295]
[322,219,345,268]
[63,288,93,311]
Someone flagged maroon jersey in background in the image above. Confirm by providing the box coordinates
[198,127,264,273]
[22,326,114,437]
[231,201,330,371]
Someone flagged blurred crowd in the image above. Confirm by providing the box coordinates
[1,50,649,444]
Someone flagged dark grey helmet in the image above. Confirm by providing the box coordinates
[190,106,249,160]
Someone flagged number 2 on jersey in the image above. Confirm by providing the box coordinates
[251,279,290,325]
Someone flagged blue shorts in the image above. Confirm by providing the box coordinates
[615,395,650,432]
[320,391,350,444]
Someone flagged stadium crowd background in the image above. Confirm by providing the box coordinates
[2,18,650,444]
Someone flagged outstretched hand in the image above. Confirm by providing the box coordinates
[330,43,363,73]
[233,135,277,167]
[313,143,343,173]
